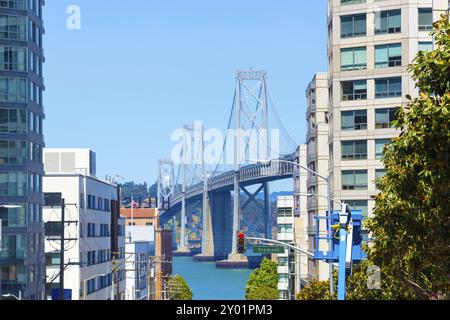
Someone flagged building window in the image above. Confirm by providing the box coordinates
[375,10,401,34]
[0,234,26,259]
[278,208,292,217]
[0,46,26,71]
[87,251,96,266]
[375,139,391,159]
[0,140,27,165]
[340,0,365,5]
[418,41,433,52]
[342,170,368,190]
[341,110,367,131]
[341,14,366,38]
[375,77,401,98]
[375,108,398,129]
[87,223,96,237]
[0,203,26,227]
[341,47,366,71]
[341,140,367,160]
[375,43,401,68]
[343,200,368,217]
[278,224,293,233]
[0,77,27,103]
[341,80,367,101]
[0,172,27,196]
[375,169,386,180]
[0,109,27,134]
[0,0,26,9]
[418,8,433,31]
[0,15,27,41]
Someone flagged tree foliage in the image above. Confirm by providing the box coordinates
[347,14,450,300]
[296,272,337,300]
[166,274,193,300]
[245,258,278,300]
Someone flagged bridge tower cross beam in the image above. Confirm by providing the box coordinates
[240,184,272,240]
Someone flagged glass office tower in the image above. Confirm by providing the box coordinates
[0,0,45,300]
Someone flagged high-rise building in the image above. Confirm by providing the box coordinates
[305,73,330,281]
[327,0,448,218]
[0,0,45,300]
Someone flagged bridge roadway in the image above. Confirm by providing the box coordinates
[160,152,297,225]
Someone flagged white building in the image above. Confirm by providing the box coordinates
[124,225,155,300]
[276,196,295,300]
[43,148,126,300]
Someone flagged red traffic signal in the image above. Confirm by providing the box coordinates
[237,231,246,254]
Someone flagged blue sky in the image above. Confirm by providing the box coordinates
[44,0,328,186]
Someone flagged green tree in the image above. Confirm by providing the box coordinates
[245,258,278,300]
[347,14,450,300]
[296,270,337,300]
[166,274,193,300]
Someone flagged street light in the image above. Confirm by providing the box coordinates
[83,274,107,300]
[251,158,336,296]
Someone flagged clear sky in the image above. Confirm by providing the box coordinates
[43,0,328,185]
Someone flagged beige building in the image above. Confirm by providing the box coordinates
[305,73,330,281]
[327,0,448,218]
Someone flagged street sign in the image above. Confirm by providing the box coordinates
[253,245,285,254]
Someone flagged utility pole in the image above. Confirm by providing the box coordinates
[59,198,65,300]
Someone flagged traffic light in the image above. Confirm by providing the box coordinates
[237,231,246,254]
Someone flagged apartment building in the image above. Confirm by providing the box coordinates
[43,149,126,300]
[292,145,309,289]
[0,0,46,300]
[305,73,330,281]
[276,196,295,300]
[327,0,449,218]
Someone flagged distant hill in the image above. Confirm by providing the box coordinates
[256,190,293,202]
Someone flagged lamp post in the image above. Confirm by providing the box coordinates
[251,158,336,296]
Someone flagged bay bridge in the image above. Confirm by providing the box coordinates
[157,69,301,266]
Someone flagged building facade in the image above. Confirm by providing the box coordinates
[327,0,449,218]
[0,0,46,300]
[276,196,296,300]
[292,145,310,289]
[43,148,126,300]
[305,73,330,281]
[125,240,151,300]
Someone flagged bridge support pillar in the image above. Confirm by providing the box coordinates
[264,182,272,239]
[194,190,215,261]
[211,191,233,260]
